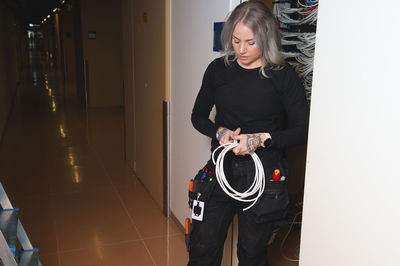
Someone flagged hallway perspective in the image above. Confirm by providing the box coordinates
[0,47,301,266]
[0,49,187,265]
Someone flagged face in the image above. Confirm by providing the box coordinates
[232,21,261,69]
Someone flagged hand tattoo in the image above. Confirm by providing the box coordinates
[246,134,261,153]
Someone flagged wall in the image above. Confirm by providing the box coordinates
[121,0,135,171]
[80,0,123,107]
[0,6,11,139]
[54,14,63,74]
[170,1,233,264]
[170,0,231,228]
[300,1,400,265]
[60,5,78,96]
[0,3,22,143]
[132,0,166,208]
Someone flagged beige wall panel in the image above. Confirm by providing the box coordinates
[133,0,166,208]
[0,5,21,140]
[55,14,63,73]
[121,0,135,168]
[80,0,123,107]
[6,19,18,94]
[60,8,77,94]
[165,0,171,102]
[0,7,9,136]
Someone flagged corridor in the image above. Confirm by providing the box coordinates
[0,49,187,265]
[0,47,301,266]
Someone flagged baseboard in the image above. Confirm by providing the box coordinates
[169,210,185,234]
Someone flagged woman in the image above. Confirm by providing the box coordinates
[189,1,309,265]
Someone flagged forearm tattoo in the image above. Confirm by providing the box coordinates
[246,134,261,153]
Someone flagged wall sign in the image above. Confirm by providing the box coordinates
[88,30,96,40]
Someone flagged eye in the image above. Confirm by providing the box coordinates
[248,42,256,46]
[233,39,240,44]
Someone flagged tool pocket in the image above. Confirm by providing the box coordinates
[250,158,290,224]
[250,179,289,223]
[188,160,217,208]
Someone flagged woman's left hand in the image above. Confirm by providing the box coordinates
[231,133,263,156]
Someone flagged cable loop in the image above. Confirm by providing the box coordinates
[212,142,265,211]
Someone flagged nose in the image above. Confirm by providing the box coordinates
[239,43,246,55]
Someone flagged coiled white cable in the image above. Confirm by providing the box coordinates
[212,141,265,211]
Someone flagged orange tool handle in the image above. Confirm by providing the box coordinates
[189,180,194,192]
[185,218,191,235]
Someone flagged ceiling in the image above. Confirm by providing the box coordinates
[26,0,61,24]
[4,0,62,25]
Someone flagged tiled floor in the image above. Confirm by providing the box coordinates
[0,50,300,265]
[0,50,186,265]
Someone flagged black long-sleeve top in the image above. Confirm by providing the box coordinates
[191,57,309,152]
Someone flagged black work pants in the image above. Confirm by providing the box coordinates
[188,151,289,266]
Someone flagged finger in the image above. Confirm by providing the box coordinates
[233,128,241,136]
[232,134,239,140]
[240,148,249,156]
[237,143,247,155]
[232,146,240,155]
[221,135,233,145]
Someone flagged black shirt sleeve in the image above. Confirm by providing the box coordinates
[269,66,309,149]
[191,60,219,139]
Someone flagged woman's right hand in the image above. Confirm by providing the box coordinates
[218,128,241,145]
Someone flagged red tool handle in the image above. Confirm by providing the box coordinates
[272,169,280,181]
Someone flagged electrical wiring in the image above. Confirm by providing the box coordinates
[274,2,318,25]
[211,142,265,211]
[279,22,316,102]
[281,32,316,57]
[296,33,315,52]
[280,49,314,101]
[295,56,314,75]
[280,211,303,262]
[281,38,302,46]
[281,51,303,59]
[281,32,301,38]
[274,7,304,25]
[298,5,319,25]
[297,0,318,8]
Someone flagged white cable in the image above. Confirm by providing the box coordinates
[211,142,265,211]
[297,0,318,9]
[274,1,318,26]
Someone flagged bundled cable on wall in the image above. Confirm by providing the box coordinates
[274,0,318,102]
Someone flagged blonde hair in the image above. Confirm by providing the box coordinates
[221,0,285,77]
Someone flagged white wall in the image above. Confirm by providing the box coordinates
[170,0,231,226]
[300,1,400,266]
